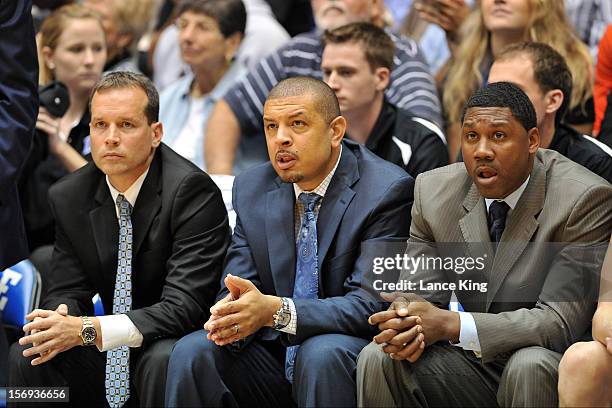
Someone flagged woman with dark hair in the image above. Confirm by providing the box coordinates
[159,0,247,170]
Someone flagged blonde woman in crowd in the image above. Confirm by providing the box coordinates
[442,0,593,160]
[19,4,106,253]
[558,240,612,407]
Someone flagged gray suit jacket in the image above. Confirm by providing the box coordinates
[405,148,612,362]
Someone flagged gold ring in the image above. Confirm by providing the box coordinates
[234,324,239,334]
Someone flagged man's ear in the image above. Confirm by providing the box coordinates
[374,67,390,92]
[527,127,540,154]
[369,0,385,27]
[329,115,346,147]
[151,122,163,147]
[545,89,564,115]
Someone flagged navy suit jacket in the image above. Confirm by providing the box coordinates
[0,0,38,270]
[220,140,414,345]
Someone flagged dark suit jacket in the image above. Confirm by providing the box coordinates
[405,149,612,362]
[221,140,414,346]
[43,144,231,346]
[0,0,38,271]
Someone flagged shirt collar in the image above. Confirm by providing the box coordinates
[105,167,150,217]
[293,144,342,200]
[485,175,530,212]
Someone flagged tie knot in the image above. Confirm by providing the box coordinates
[489,200,509,222]
[298,192,321,213]
[116,194,132,216]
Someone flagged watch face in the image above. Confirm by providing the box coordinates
[280,310,291,326]
[82,326,96,343]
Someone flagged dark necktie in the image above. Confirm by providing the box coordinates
[106,194,132,407]
[488,200,510,243]
[285,192,321,383]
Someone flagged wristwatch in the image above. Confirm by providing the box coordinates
[272,297,292,330]
[79,316,97,346]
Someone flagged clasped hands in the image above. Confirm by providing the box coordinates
[204,274,281,346]
[18,303,84,366]
[369,292,460,362]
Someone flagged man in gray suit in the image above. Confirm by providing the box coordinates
[357,82,612,407]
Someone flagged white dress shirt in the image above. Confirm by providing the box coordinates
[275,146,343,335]
[453,176,530,355]
[95,169,150,352]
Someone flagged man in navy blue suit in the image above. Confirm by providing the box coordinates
[0,0,38,386]
[165,77,414,407]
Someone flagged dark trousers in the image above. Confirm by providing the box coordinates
[165,330,369,407]
[9,338,177,407]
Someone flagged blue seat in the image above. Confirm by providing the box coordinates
[0,259,41,328]
[92,293,104,316]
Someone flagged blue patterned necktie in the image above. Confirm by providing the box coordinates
[285,192,321,383]
[105,194,133,408]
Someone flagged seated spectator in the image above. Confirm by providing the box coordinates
[594,24,612,136]
[164,77,414,407]
[357,82,612,407]
[321,22,448,176]
[151,0,290,92]
[9,72,231,407]
[489,42,612,182]
[403,0,473,74]
[558,239,612,407]
[564,0,612,62]
[19,4,105,254]
[83,0,156,73]
[159,0,247,171]
[441,0,593,161]
[205,0,442,175]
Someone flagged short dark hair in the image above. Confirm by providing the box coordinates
[176,0,247,37]
[321,22,395,71]
[90,71,159,124]
[267,77,341,125]
[496,42,573,124]
[461,82,537,131]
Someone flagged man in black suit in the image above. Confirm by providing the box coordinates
[0,0,38,387]
[9,72,230,407]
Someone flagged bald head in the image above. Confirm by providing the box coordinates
[267,76,341,125]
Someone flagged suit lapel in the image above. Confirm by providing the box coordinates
[316,147,358,272]
[90,176,119,275]
[458,184,493,312]
[265,180,296,297]
[486,159,544,309]
[460,183,494,259]
[131,151,162,257]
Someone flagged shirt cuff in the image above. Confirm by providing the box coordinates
[278,298,297,336]
[97,314,144,352]
[451,312,481,354]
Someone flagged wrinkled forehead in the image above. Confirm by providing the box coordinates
[264,95,319,119]
[462,106,519,127]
